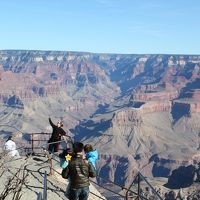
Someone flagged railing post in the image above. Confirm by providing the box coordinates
[125,182,130,200]
[125,190,129,200]
[43,171,47,200]
[125,173,139,200]
[31,133,35,155]
[138,172,163,200]
[137,174,140,200]
[49,157,54,176]
[37,192,42,200]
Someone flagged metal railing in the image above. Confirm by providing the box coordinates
[43,171,47,200]
[24,132,73,155]
[125,172,163,200]
[49,153,164,200]
[37,192,42,200]
[36,171,47,200]
[1,132,164,200]
[29,132,51,155]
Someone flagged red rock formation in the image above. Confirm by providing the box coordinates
[190,102,200,113]
[140,101,171,113]
[2,50,200,190]
[133,90,178,101]
[131,62,145,79]
[112,109,142,127]
[190,89,200,100]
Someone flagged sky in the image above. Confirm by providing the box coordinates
[0,0,200,54]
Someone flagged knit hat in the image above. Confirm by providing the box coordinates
[8,136,12,140]
[84,144,93,152]
[6,136,12,142]
[73,142,84,153]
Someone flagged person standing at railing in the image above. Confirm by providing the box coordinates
[62,142,96,200]
[48,117,67,154]
[84,144,98,170]
[4,136,20,158]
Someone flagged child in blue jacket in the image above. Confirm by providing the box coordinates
[84,144,98,170]
[59,148,72,168]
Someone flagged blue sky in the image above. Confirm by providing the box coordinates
[0,0,199,54]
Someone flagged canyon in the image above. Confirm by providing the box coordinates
[0,50,200,196]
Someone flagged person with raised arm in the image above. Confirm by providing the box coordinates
[48,117,67,154]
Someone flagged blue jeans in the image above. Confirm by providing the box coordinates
[68,187,89,200]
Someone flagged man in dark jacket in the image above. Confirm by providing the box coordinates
[67,142,96,200]
[48,118,67,153]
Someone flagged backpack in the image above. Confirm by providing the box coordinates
[61,158,89,179]
[61,166,69,179]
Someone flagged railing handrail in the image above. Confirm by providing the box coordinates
[25,132,73,155]
[32,136,163,200]
[50,153,150,200]
[45,162,107,200]
[1,131,165,200]
[138,172,163,200]
[43,171,47,200]
[125,172,164,200]
[28,132,51,135]
[90,179,126,199]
